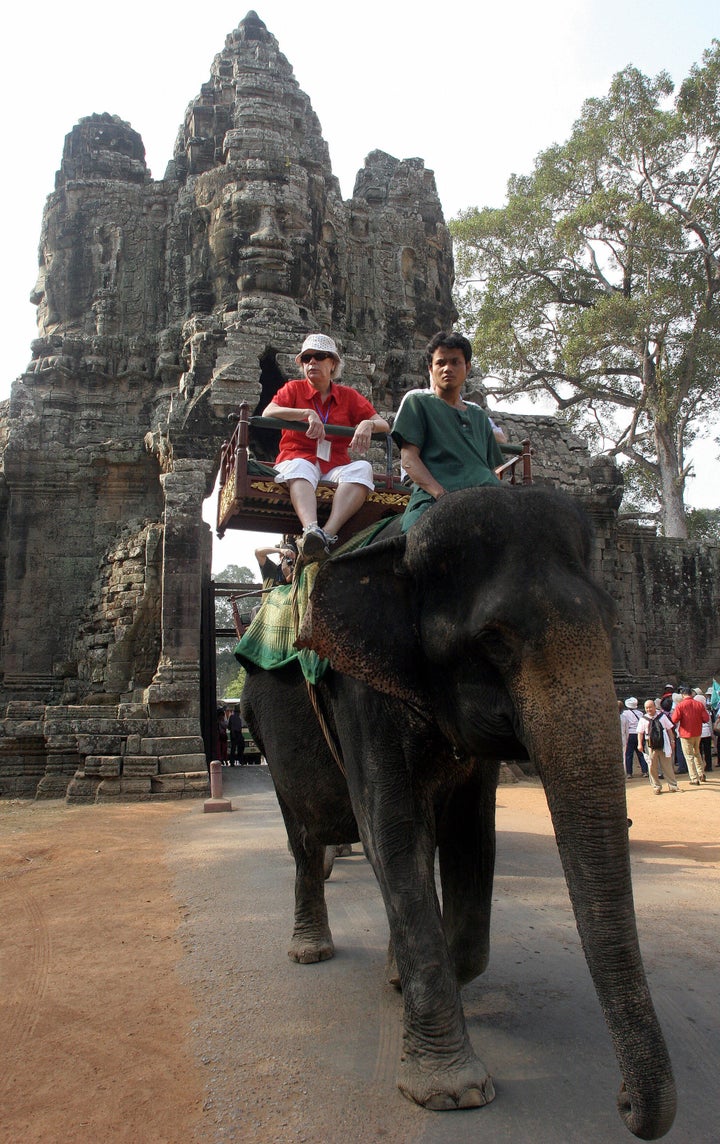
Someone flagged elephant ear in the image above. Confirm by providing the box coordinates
[296,535,426,705]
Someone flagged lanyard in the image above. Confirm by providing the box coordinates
[312,399,332,424]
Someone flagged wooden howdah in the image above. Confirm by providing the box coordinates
[217,403,533,542]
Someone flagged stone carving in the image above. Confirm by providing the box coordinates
[0,11,717,800]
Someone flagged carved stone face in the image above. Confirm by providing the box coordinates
[31,214,92,335]
[209,179,293,299]
[30,115,147,338]
[198,158,321,313]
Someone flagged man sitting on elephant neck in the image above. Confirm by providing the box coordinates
[392,331,505,532]
[263,334,390,559]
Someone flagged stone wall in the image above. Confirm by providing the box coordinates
[602,525,720,697]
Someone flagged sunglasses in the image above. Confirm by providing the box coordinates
[300,351,332,363]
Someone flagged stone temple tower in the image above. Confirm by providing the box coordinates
[0,11,458,799]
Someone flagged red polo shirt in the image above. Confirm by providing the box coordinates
[273,378,379,473]
[671,696,710,738]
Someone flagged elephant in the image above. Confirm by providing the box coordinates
[241,485,676,1140]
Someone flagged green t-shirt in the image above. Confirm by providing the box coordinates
[392,390,504,531]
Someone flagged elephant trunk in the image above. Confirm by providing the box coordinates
[510,620,676,1140]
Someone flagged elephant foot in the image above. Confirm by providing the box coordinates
[288,930,334,964]
[397,1051,495,1112]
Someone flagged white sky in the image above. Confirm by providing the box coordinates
[2,0,718,573]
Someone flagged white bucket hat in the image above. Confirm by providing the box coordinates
[625,697,638,709]
[295,333,341,364]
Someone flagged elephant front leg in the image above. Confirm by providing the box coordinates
[437,761,499,985]
[361,798,495,1111]
[277,793,334,964]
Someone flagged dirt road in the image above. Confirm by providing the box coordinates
[1,767,718,1143]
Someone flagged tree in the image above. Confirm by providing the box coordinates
[212,563,257,632]
[216,643,246,699]
[212,563,256,699]
[687,506,720,543]
[451,42,720,537]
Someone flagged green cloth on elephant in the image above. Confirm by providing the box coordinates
[391,390,504,532]
[234,571,326,682]
[234,518,393,683]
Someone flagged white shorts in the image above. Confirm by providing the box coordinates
[274,457,374,492]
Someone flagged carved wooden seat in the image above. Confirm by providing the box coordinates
[216,402,532,542]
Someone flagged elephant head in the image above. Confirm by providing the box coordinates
[297,485,676,1140]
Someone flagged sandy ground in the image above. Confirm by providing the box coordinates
[1,766,719,1144]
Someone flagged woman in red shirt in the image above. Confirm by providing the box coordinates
[264,334,389,558]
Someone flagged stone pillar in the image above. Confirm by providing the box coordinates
[144,460,212,719]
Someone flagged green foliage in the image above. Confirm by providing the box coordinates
[451,41,720,537]
[686,507,720,543]
[213,563,255,699]
[216,641,246,699]
[213,563,257,631]
[222,664,247,699]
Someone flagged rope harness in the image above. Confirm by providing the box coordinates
[291,556,347,777]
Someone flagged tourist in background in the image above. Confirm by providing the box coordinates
[217,706,229,764]
[671,687,711,784]
[695,692,713,772]
[621,697,647,778]
[228,705,245,766]
[637,699,679,794]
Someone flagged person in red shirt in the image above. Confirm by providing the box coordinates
[670,687,711,784]
[264,334,390,557]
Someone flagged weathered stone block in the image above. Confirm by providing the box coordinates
[4,703,46,719]
[146,719,198,737]
[141,736,205,756]
[123,755,159,777]
[158,753,208,774]
[84,755,122,778]
[65,775,101,804]
[185,771,210,792]
[150,774,186,794]
[96,778,122,799]
[78,735,123,756]
[117,704,149,721]
[119,777,152,795]
[44,735,78,752]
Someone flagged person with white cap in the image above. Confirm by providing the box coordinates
[620,697,647,779]
[263,334,390,558]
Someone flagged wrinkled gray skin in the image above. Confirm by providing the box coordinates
[242,486,676,1140]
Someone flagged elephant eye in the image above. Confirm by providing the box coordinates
[474,628,504,651]
[472,625,517,666]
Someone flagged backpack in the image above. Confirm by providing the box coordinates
[648,715,665,751]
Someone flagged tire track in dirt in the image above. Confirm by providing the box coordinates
[0,884,51,1097]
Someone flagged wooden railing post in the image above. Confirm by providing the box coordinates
[521,439,533,485]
